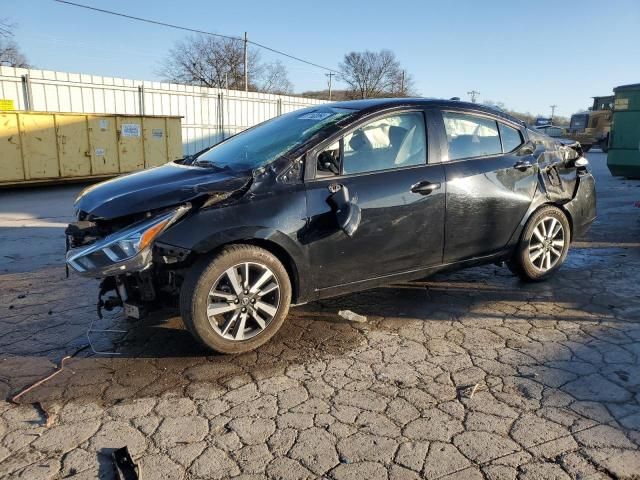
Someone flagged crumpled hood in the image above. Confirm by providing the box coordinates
[75,162,252,220]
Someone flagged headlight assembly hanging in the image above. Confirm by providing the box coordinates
[66,204,190,277]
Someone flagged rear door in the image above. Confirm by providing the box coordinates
[303,109,446,290]
[438,110,537,263]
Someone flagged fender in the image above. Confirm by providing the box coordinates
[156,181,312,302]
[189,225,313,304]
[507,166,594,246]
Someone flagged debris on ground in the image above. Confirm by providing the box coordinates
[112,446,140,480]
[34,401,58,428]
[469,383,480,399]
[11,355,72,404]
[338,310,367,323]
[458,382,485,400]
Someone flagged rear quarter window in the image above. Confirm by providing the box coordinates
[499,123,524,152]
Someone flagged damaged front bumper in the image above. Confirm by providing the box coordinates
[66,204,190,278]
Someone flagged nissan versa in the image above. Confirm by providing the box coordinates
[66,99,596,353]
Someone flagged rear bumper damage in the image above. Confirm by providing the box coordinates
[565,170,597,239]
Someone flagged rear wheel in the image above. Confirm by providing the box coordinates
[180,245,291,353]
[507,206,570,282]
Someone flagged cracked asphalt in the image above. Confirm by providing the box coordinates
[1,152,639,479]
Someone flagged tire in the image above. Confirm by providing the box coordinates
[507,206,571,282]
[600,138,609,153]
[180,244,292,354]
[582,144,592,153]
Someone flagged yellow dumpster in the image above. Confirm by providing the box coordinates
[0,111,183,187]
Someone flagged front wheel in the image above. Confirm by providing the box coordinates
[507,206,570,282]
[180,245,292,353]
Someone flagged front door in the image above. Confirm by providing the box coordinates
[303,110,446,291]
[439,110,537,263]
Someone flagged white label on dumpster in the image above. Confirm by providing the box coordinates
[615,98,629,110]
[99,119,108,130]
[121,123,141,137]
[95,148,105,156]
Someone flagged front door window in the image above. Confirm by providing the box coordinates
[316,112,427,177]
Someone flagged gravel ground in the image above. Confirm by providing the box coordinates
[1,152,639,479]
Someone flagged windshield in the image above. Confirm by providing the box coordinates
[570,114,588,130]
[194,107,356,170]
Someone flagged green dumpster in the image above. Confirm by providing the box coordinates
[608,83,640,178]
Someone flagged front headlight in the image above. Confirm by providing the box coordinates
[67,205,189,275]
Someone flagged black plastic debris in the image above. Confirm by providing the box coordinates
[112,447,139,480]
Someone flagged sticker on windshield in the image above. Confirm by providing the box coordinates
[298,112,332,121]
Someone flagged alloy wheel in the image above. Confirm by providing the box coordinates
[206,262,281,341]
[528,216,565,272]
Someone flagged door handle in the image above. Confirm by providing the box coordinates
[514,160,534,171]
[411,181,441,195]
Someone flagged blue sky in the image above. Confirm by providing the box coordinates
[4,0,640,117]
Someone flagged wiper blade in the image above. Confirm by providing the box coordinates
[192,159,227,170]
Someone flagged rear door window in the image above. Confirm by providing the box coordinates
[442,112,502,160]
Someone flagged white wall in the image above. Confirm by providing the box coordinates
[0,66,326,155]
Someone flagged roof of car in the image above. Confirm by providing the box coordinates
[322,98,524,125]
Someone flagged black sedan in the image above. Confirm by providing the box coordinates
[66,99,596,353]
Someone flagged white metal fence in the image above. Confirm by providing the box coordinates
[0,66,326,155]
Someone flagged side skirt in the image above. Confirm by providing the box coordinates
[314,250,513,302]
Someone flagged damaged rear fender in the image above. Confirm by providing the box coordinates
[507,168,595,247]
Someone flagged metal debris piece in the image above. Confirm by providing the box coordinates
[338,310,367,323]
[458,382,485,400]
[86,315,126,356]
[11,356,72,404]
[469,383,479,399]
[112,446,140,480]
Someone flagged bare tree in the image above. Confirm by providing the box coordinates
[339,50,415,99]
[259,60,293,95]
[0,18,15,38]
[159,34,293,94]
[0,17,30,68]
[389,69,416,97]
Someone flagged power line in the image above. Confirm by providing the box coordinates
[467,90,480,103]
[54,0,341,74]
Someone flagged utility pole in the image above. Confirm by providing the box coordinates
[400,70,405,96]
[550,104,557,124]
[467,90,480,103]
[243,32,248,92]
[325,72,334,101]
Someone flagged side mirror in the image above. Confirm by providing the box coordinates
[517,140,536,156]
[326,184,361,237]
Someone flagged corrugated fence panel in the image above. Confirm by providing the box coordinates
[0,66,326,155]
